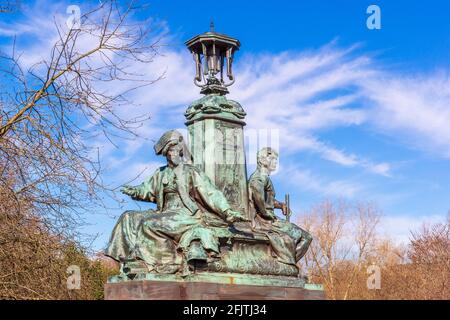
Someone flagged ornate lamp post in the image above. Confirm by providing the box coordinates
[184,24,249,217]
[185,22,240,95]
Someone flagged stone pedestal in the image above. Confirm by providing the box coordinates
[185,94,249,218]
[104,273,325,300]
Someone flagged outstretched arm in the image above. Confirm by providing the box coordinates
[120,170,159,203]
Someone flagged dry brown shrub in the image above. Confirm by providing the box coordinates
[298,199,449,300]
[0,183,118,299]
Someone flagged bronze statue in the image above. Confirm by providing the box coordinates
[105,130,246,275]
[248,147,312,266]
[105,28,314,284]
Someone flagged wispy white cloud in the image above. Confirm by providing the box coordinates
[0,2,70,69]
[0,4,392,179]
[361,73,450,158]
[228,47,391,176]
[114,160,163,184]
[379,213,448,245]
[280,165,362,198]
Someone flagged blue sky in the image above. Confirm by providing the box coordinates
[1,0,449,249]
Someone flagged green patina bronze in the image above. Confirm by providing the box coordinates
[185,94,246,122]
[105,27,314,287]
[185,93,249,218]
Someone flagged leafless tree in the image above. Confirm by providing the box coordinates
[297,200,381,299]
[297,200,449,300]
[405,215,450,299]
[0,0,163,239]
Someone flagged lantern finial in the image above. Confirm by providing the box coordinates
[185,26,240,95]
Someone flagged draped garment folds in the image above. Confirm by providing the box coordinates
[105,163,232,273]
[248,169,312,267]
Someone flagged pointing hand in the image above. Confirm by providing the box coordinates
[121,185,137,197]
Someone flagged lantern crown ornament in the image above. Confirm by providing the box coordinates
[185,22,240,95]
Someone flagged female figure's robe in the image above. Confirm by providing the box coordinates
[105,163,232,273]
